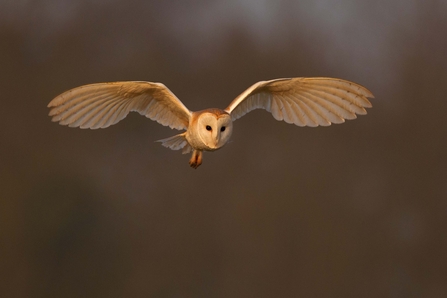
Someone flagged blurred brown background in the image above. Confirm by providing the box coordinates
[1,1,446,297]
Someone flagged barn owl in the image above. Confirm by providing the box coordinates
[48,77,374,168]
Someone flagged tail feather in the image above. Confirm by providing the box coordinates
[156,132,192,154]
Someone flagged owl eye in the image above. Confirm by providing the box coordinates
[206,125,212,131]
[220,126,226,132]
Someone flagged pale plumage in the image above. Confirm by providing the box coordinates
[48,77,374,168]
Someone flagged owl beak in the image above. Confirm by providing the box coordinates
[213,132,220,147]
[214,135,220,146]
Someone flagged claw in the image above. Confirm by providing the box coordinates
[189,150,203,169]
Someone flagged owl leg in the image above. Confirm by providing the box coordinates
[189,150,203,169]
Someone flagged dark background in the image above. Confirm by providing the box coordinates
[1,1,446,297]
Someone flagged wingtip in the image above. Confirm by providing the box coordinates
[362,97,373,108]
[47,100,57,108]
[50,117,60,123]
[363,89,375,99]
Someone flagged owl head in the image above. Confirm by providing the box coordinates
[195,109,233,150]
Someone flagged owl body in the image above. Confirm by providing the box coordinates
[48,77,374,168]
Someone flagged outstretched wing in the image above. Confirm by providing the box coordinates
[224,77,374,127]
[48,81,191,130]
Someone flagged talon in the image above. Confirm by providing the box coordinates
[189,150,203,169]
[189,160,198,169]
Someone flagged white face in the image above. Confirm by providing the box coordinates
[196,112,233,150]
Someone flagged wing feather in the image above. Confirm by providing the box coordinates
[288,94,320,127]
[301,79,373,106]
[52,93,111,122]
[290,95,319,127]
[94,97,127,128]
[302,87,366,115]
[78,96,126,129]
[225,77,373,127]
[270,96,283,121]
[79,96,123,128]
[300,89,356,120]
[287,98,307,127]
[48,81,191,130]
[295,92,345,124]
[293,94,331,126]
[281,98,295,124]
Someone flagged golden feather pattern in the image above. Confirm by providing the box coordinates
[48,82,191,130]
[49,77,374,168]
[225,77,373,127]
